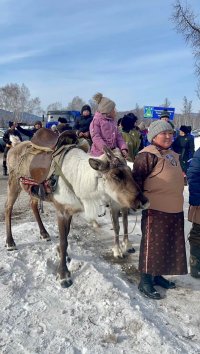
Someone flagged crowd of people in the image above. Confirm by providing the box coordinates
[2,93,199,299]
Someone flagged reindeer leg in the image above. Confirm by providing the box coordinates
[110,205,124,258]
[30,197,51,240]
[121,208,135,254]
[56,211,72,288]
[5,176,21,250]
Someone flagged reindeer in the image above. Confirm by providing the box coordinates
[5,140,148,288]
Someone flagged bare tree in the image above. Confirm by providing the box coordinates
[174,113,182,128]
[66,96,86,111]
[161,98,171,107]
[172,0,200,95]
[196,82,200,101]
[47,102,63,112]
[181,96,193,126]
[88,98,97,114]
[133,103,143,120]
[0,83,42,119]
[27,97,43,116]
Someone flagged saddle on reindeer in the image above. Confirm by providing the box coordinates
[12,128,90,200]
[6,128,149,287]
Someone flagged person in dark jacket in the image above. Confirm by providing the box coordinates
[187,148,200,278]
[137,121,148,149]
[57,117,72,133]
[172,125,195,184]
[2,121,22,176]
[159,110,174,127]
[73,105,93,139]
[16,120,42,139]
[120,114,141,161]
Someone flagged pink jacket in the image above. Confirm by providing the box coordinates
[90,112,127,156]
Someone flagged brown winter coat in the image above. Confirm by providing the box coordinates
[132,144,187,276]
[139,145,184,213]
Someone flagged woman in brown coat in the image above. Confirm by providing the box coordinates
[132,120,187,300]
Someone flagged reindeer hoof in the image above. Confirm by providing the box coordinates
[112,246,124,258]
[60,278,73,288]
[117,254,125,259]
[127,247,136,254]
[40,233,51,241]
[6,243,17,251]
[88,220,100,229]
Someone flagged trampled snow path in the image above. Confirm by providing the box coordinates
[0,186,200,354]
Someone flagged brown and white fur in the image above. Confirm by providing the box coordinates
[104,160,144,258]
[5,144,148,288]
[9,134,21,147]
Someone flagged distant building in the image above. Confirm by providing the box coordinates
[0,109,42,127]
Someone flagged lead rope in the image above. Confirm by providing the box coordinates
[110,211,138,236]
[53,160,75,193]
[125,214,138,236]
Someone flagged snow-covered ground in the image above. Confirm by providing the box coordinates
[0,178,199,353]
[0,145,200,354]
[194,136,200,151]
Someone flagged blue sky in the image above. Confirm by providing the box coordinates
[0,0,200,113]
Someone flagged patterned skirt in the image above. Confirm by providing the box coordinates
[139,209,188,275]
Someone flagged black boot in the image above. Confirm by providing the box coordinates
[3,164,8,176]
[184,176,187,186]
[154,275,176,289]
[3,168,8,176]
[138,273,161,300]
[190,244,200,278]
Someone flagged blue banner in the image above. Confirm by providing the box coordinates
[144,106,175,120]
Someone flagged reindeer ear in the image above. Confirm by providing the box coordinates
[89,158,109,172]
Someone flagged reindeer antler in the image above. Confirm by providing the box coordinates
[103,146,116,161]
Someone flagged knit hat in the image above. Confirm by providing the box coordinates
[93,92,115,114]
[9,121,14,128]
[160,110,170,119]
[81,104,91,115]
[147,120,173,143]
[180,125,189,135]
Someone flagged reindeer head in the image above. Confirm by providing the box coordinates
[89,147,149,211]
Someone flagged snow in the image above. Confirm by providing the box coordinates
[194,136,200,151]
[0,184,200,354]
[1,147,200,353]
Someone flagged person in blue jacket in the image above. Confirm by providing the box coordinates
[187,148,200,278]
